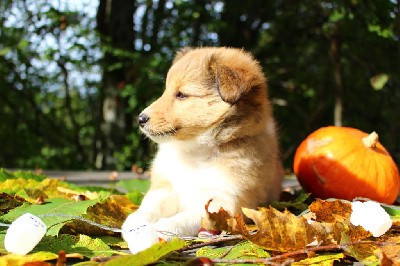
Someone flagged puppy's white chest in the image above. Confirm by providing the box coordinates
[152,143,236,211]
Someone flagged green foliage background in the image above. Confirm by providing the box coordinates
[0,0,399,170]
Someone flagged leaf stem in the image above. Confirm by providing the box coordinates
[177,235,244,252]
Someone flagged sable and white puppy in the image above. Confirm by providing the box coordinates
[123,47,283,239]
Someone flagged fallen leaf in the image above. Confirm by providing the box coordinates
[0,169,46,182]
[376,235,400,265]
[309,199,352,222]
[292,252,345,266]
[0,193,26,215]
[342,242,380,265]
[0,178,76,202]
[33,234,119,258]
[0,197,100,236]
[98,236,129,249]
[202,200,238,232]
[196,240,270,260]
[124,191,145,205]
[240,207,334,252]
[0,251,57,266]
[103,237,186,266]
[62,195,138,236]
[270,191,310,212]
[204,200,371,252]
[24,189,48,201]
[116,179,150,193]
[57,187,99,200]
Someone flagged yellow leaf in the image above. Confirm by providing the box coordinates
[57,187,99,200]
[0,251,57,266]
[293,252,345,266]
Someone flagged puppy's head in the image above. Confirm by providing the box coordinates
[138,47,271,144]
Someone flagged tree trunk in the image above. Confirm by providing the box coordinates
[96,0,136,169]
[329,24,343,127]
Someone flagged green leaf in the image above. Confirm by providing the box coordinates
[0,47,11,56]
[0,174,100,202]
[116,179,150,193]
[33,234,120,258]
[382,203,400,217]
[292,252,345,266]
[0,169,46,182]
[0,179,42,198]
[66,183,121,196]
[0,251,58,266]
[0,197,99,236]
[99,236,128,249]
[196,241,270,261]
[270,191,310,212]
[104,238,186,266]
[125,190,145,205]
[73,262,100,266]
[370,73,389,90]
[368,24,394,38]
[17,39,30,50]
[329,8,346,22]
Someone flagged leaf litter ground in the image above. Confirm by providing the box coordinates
[0,169,400,265]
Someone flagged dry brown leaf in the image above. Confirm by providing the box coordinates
[309,199,352,222]
[204,199,372,252]
[241,207,336,252]
[0,193,26,214]
[309,199,371,242]
[61,195,138,235]
[377,235,400,265]
[202,200,239,232]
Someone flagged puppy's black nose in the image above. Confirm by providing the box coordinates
[138,113,149,126]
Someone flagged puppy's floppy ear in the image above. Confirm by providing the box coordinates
[208,53,260,104]
[173,47,193,64]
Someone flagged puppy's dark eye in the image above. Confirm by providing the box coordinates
[176,91,188,99]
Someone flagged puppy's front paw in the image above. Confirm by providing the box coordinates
[121,213,159,254]
[153,218,178,241]
[206,198,234,214]
[154,216,202,240]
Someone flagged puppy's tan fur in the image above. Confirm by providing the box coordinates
[128,47,283,237]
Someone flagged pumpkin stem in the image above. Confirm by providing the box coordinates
[362,131,379,148]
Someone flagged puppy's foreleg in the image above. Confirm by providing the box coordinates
[121,187,180,254]
[153,210,203,239]
[133,188,180,223]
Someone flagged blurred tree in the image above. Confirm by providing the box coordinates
[96,0,136,169]
[0,0,101,169]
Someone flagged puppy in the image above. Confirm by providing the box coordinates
[123,47,283,238]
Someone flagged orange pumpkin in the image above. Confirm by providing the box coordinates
[293,126,400,204]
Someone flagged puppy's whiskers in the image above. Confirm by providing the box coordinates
[145,123,177,139]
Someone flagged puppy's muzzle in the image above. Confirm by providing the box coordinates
[138,112,150,127]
